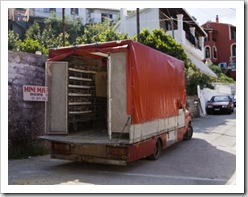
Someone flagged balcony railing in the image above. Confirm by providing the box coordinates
[185,33,201,51]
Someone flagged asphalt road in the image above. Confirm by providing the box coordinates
[7,109,236,190]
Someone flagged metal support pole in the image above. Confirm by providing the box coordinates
[62,8,65,46]
[137,8,140,42]
[171,17,174,39]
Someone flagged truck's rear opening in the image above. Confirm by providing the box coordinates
[67,55,107,133]
[45,55,108,135]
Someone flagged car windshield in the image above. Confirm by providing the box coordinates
[212,96,229,102]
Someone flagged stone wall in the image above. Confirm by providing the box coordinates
[8,51,48,157]
[187,95,200,118]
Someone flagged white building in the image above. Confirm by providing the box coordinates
[114,8,217,78]
[29,8,119,25]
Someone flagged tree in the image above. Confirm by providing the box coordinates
[10,20,70,55]
[44,12,83,44]
[8,11,81,54]
[76,22,128,44]
[18,38,47,55]
[17,23,69,55]
[98,26,128,42]
[8,15,128,55]
[209,65,235,84]
[25,22,41,40]
[8,30,20,51]
[134,28,190,69]
[185,65,214,95]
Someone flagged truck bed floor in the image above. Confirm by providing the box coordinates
[39,128,129,145]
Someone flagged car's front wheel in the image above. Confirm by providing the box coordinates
[206,109,212,115]
[228,107,232,114]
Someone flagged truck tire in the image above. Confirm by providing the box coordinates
[183,124,193,140]
[148,139,162,160]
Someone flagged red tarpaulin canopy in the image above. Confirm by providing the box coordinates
[48,40,186,124]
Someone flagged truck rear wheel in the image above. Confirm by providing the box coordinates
[184,124,193,140]
[148,139,162,160]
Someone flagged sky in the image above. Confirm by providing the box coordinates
[127,8,236,26]
[185,8,236,26]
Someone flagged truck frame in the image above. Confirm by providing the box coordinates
[40,40,193,166]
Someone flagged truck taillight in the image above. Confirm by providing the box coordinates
[52,142,70,151]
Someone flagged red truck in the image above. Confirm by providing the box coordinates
[40,40,193,166]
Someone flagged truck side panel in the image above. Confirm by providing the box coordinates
[129,109,185,143]
[126,41,186,124]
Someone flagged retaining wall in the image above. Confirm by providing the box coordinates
[8,51,48,154]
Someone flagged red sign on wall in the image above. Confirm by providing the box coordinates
[23,85,48,101]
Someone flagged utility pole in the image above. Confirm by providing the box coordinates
[136,8,140,42]
[170,17,174,39]
[72,8,75,27]
[62,8,65,46]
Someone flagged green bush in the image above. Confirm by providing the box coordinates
[18,38,48,55]
[8,131,50,159]
[186,65,214,95]
[8,30,20,51]
[209,65,235,84]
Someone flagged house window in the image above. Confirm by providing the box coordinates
[218,62,227,69]
[44,8,56,13]
[213,46,217,59]
[164,21,171,31]
[231,30,236,40]
[212,35,216,42]
[205,46,211,59]
[231,44,236,57]
[101,13,113,23]
[71,8,79,15]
